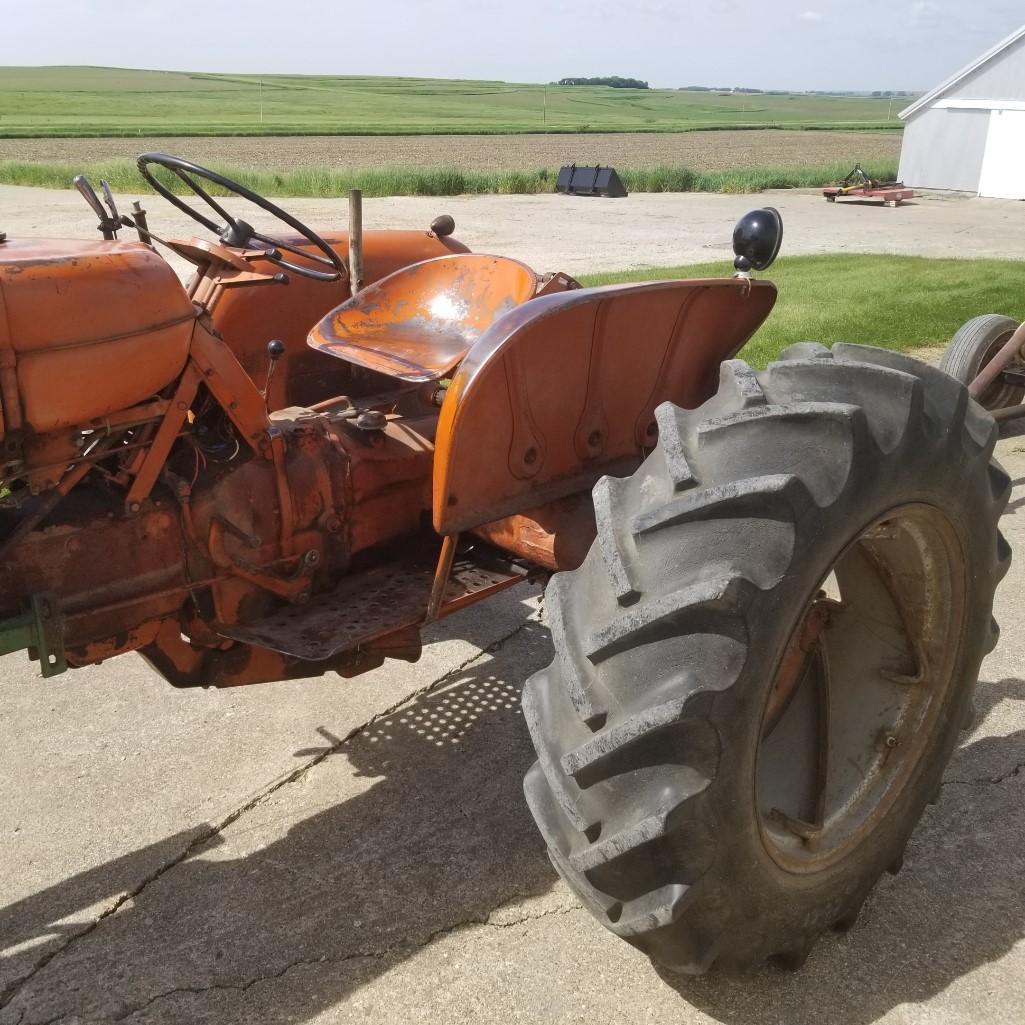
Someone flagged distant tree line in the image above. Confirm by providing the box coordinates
[679,86,916,97]
[557,76,649,89]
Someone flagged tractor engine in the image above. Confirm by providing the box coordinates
[2,377,437,684]
[0,234,444,685]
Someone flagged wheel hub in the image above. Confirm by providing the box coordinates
[757,504,965,872]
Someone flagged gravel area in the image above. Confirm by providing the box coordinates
[0,130,901,172]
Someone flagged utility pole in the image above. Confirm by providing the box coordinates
[259,79,264,124]
[543,85,547,128]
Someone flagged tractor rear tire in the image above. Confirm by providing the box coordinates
[940,314,1023,412]
[523,343,1008,974]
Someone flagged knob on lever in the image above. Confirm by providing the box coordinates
[430,214,455,238]
[262,339,286,410]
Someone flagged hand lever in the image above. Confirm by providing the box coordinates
[262,339,286,411]
[100,180,121,225]
[73,175,120,240]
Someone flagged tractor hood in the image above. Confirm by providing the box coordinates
[0,238,195,436]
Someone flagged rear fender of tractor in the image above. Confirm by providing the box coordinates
[434,277,777,547]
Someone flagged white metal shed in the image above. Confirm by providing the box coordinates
[898,24,1025,199]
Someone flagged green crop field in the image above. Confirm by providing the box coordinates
[0,66,908,138]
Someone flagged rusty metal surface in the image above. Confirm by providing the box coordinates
[3,501,189,649]
[764,595,835,735]
[0,220,775,693]
[138,618,394,688]
[470,492,597,572]
[308,254,538,383]
[425,532,458,622]
[212,230,470,411]
[759,503,965,872]
[433,277,777,534]
[334,414,436,555]
[0,239,194,438]
[213,547,526,661]
[968,320,1025,401]
[0,227,476,687]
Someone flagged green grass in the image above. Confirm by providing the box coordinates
[0,159,897,197]
[0,66,909,137]
[582,255,1025,367]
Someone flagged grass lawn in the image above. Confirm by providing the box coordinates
[0,67,907,137]
[582,255,1025,367]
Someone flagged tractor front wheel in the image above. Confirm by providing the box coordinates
[940,314,1023,412]
[523,343,1008,973]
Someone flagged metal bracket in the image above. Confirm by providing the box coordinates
[425,534,458,623]
[0,593,67,677]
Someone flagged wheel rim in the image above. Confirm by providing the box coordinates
[756,503,965,873]
[976,329,1024,411]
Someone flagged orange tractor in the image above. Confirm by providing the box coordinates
[1,155,1007,973]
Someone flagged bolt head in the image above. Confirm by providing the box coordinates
[354,410,387,431]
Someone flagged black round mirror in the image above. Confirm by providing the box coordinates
[732,206,783,273]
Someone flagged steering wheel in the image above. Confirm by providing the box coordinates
[137,153,346,283]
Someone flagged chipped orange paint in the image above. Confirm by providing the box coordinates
[0,239,194,438]
[1,214,774,689]
[212,231,470,410]
[309,254,537,383]
[433,278,777,534]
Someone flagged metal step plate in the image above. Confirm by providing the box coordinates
[214,548,527,661]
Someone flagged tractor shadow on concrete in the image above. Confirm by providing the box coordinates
[3,660,1025,1024]
[0,617,561,1024]
[661,675,1025,1025]
[1002,474,1025,512]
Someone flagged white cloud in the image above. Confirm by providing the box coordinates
[800,10,824,21]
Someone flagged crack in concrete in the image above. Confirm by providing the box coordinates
[38,900,581,1025]
[2,609,542,1022]
[943,758,1025,787]
[484,904,580,930]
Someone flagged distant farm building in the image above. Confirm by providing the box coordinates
[898,23,1025,199]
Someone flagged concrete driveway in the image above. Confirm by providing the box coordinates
[1,433,1024,1024]
[2,184,1025,1022]
[0,183,1023,279]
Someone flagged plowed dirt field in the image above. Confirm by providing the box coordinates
[0,129,900,172]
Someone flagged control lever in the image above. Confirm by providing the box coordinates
[262,339,286,410]
[128,200,154,249]
[100,179,120,223]
[72,175,120,240]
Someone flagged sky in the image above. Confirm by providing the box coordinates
[1,0,1022,92]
